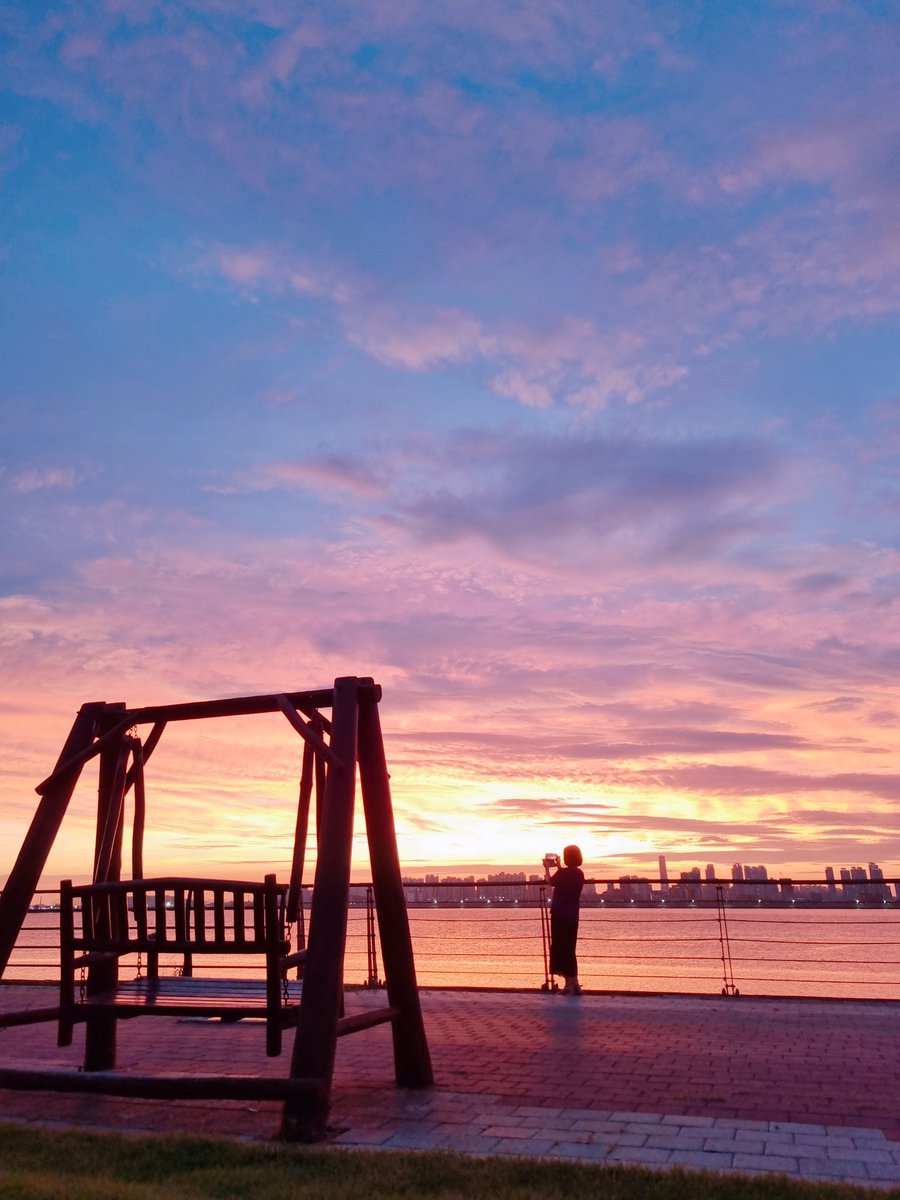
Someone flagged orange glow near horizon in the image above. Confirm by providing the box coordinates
[4,684,899,891]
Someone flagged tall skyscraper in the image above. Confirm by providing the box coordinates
[658,855,669,895]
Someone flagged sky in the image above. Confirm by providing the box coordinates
[2,1,900,886]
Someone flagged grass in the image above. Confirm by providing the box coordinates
[0,1123,896,1200]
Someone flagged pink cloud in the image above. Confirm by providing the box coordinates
[10,466,81,493]
[346,305,486,371]
[205,241,691,407]
[239,458,385,499]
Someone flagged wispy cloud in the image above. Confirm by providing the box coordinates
[9,467,82,493]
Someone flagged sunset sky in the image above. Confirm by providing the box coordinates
[3,1,900,886]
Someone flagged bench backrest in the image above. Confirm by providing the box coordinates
[61,875,288,957]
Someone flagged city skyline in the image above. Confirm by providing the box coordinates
[399,855,897,885]
[3,4,900,883]
[396,858,898,907]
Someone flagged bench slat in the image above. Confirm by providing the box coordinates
[78,976,301,1013]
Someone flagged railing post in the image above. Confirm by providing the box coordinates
[365,886,381,987]
[716,884,739,997]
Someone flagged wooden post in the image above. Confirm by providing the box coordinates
[58,879,75,1047]
[287,740,314,930]
[131,738,146,880]
[124,720,166,794]
[281,677,359,1142]
[85,735,128,1071]
[264,873,283,1057]
[0,703,105,979]
[357,686,433,1088]
[93,735,129,886]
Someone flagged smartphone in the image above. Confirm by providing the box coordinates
[544,853,560,867]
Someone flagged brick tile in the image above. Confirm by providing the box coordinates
[714,1117,771,1131]
[380,1130,443,1150]
[332,1128,393,1146]
[865,1163,900,1183]
[483,1125,549,1139]
[440,1133,503,1154]
[668,1149,735,1172]
[516,1113,576,1131]
[772,1121,828,1134]
[607,1131,649,1148]
[550,1142,614,1162]
[734,1152,799,1174]
[661,1114,717,1128]
[795,1158,867,1181]
[621,1121,676,1138]
[704,1135,764,1155]
[571,1118,629,1135]
[826,1147,895,1166]
[608,1145,673,1166]
[491,1138,555,1156]
[610,1110,664,1124]
[646,1133,707,1152]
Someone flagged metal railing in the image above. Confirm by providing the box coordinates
[4,879,899,1001]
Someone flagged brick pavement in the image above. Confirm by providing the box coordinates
[2,985,900,1189]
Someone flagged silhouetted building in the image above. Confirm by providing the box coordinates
[618,875,653,902]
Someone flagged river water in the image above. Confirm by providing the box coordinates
[9,905,900,1001]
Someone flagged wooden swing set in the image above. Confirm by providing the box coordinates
[0,676,433,1141]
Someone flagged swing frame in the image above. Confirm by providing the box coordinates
[0,676,433,1141]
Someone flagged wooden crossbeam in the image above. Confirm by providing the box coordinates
[275,696,342,768]
[34,713,133,796]
[102,685,381,729]
[0,1068,320,1102]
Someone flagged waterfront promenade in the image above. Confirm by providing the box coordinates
[2,985,900,1189]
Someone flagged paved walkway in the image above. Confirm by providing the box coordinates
[2,985,900,1189]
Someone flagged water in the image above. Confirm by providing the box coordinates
[10,905,900,1001]
[395,906,900,999]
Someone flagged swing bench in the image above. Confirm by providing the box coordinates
[0,678,433,1142]
[58,874,305,1058]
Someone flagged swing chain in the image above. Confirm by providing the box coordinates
[282,919,295,1004]
[136,949,143,980]
[79,962,86,1004]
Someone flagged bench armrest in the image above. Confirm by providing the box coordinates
[280,950,308,973]
[72,951,121,970]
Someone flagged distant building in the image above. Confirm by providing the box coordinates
[658,855,669,895]
[868,863,891,902]
[618,875,653,902]
[669,867,702,902]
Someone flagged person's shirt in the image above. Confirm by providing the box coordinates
[549,865,584,921]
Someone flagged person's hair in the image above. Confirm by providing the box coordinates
[563,844,583,867]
